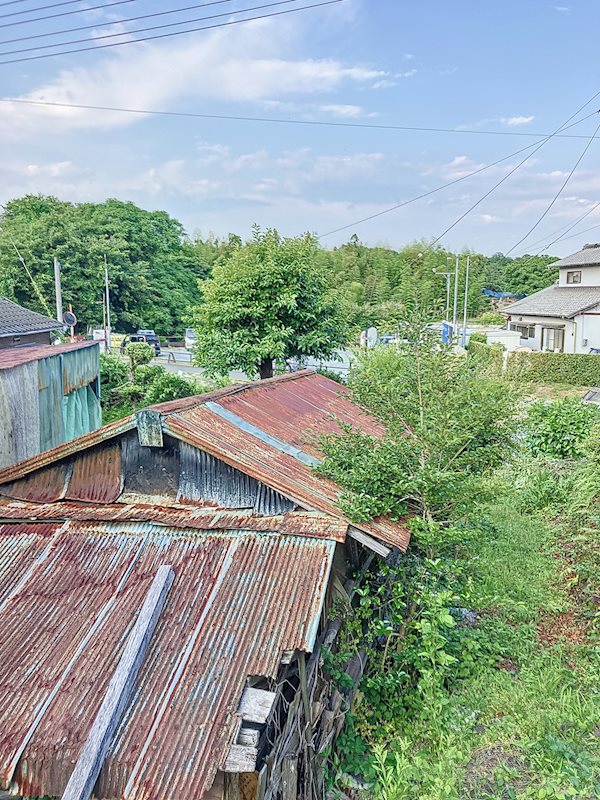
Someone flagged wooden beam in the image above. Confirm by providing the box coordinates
[237,687,276,724]
[61,565,174,800]
[348,526,390,558]
[237,727,260,747]
[281,756,298,800]
[223,744,258,773]
[224,774,240,800]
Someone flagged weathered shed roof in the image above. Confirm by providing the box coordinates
[0,297,61,337]
[0,341,97,370]
[0,371,410,553]
[502,284,600,318]
[0,518,335,800]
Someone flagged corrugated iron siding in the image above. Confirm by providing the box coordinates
[61,345,100,394]
[0,521,334,800]
[65,441,122,503]
[38,355,65,452]
[0,362,40,467]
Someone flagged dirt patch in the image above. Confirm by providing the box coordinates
[463,744,530,798]
[537,609,588,646]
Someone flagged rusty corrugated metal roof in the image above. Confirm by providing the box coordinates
[0,500,348,542]
[0,341,97,370]
[0,519,334,800]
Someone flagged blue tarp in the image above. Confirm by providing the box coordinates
[482,288,525,299]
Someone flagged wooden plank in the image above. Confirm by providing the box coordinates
[223,744,258,773]
[62,565,174,800]
[237,727,260,747]
[224,774,240,800]
[348,525,390,558]
[136,409,164,447]
[237,687,277,724]
[257,764,268,800]
[281,756,298,800]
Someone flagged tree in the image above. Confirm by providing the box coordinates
[502,254,558,296]
[0,195,208,334]
[319,312,516,527]
[189,226,349,379]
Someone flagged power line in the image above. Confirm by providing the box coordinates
[0,0,232,45]
[505,115,600,255]
[0,0,323,56]
[317,113,597,239]
[0,0,343,63]
[7,95,600,141]
[511,198,600,255]
[0,0,127,20]
[0,0,138,30]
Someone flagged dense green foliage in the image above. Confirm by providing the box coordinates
[483,252,558,295]
[467,340,504,372]
[0,195,207,334]
[525,398,600,459]
[507,351,600,386]
[124,341,154,373]
[189,227,349,379]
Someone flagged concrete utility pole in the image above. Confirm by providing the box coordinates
[452,254,459,342]
[53,256,63,323]
[461,255,470,348]
[104,255,111,351]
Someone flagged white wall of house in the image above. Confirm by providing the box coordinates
[559,265,600,287]
[575,306,600,352]
[508,314,577,352]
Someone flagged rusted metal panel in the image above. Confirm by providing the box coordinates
[0,342,96,371]
[0,501,348,543]
[60,344,100,395]
[0,520,334,800]
[122,431,180,498]
[0,415,136,486]
[0,462,70,503]
[136,410,164,448]
[65,442,122,503]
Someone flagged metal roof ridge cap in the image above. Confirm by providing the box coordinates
[204,401,321,467]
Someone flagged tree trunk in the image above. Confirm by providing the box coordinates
[258,359,274,380]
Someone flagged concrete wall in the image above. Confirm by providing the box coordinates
[559,264,600,287]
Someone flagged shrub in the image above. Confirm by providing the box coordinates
[317,367,346,384]
[507,351,600,386]
[525,398,600,459]
[468,340,503,373]
[124,342,154,372]
[143,372,199,404]
[99,353,129,402]
[474,310,506,326]
[468,332,487,346]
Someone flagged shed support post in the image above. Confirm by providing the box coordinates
[281,756,298,800]
[224,774,240,800]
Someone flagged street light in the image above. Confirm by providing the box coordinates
[432,267,453,322]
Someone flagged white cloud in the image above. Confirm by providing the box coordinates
[318,104,376,118]
[24,161,73,177]
[477,213,501,224]
[501,115,535,127]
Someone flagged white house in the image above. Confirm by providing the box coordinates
[502,243,600,353]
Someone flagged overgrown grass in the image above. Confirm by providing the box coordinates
[335,479,600,800]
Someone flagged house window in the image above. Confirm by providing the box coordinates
[566,270,581,284]
[541,327,564,352]
[509,323,535,340]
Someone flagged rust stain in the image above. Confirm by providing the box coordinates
[0,462,70,503]
[65,442,122,503]
[0,342,97,371]
[0,520,334,800]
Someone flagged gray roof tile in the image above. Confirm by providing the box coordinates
[0,297,62,337]
[503,284,600,318]
[549,243,600,268]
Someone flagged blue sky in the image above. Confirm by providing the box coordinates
[1,0,599,255]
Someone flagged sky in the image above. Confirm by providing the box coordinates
[1,0,600,256]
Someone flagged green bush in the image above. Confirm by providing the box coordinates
[467,332,487,346]
[474,310,506,325]
[124,341,154,371]
[467,340,503,373]
[507,351,600,386]
[143,372,199,404]
[525,398,600,459]
[99,353,129,401]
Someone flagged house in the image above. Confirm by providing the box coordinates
[0,370,408,800]
[0,296,62,349]
[502,243,600,353]
[0,341,101,468]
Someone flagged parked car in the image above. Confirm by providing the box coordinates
[185,328,197,351]
[120,333,161,356]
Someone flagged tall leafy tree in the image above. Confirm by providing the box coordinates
[189,226,348,379]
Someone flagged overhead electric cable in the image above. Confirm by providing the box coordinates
[5,95,600,140]
[505,115,600,255]
[0,0,343,64]
[0,0,232,45]
[511,198,600,255]
[0,0,134,20]
[426,97,600,248]
[0,0,138,30]
[317,112,596,239]
[0,0,302,55]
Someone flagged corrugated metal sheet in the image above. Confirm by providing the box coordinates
[179,443,295,514]
[65,441,122,503]
[0,462,70,502]
[37,354,65,452]
[61,344,100,394]
[0,361,40,467]
[0,501,347,542]
[0,520,334,800]
[0,342,97,370]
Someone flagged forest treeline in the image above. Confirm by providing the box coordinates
[0,195,559,335]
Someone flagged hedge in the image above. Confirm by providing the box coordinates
[506,351,600,386]
[468,340,504,373]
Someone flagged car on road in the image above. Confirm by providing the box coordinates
[120,332,161,356]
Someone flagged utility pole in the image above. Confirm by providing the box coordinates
[432,268,453,322]
[461,255,470,348]
[452,254,459,342]
[104,255,112,352]
[53,256,63,323]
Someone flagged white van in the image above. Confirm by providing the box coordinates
[184,328,197,351]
